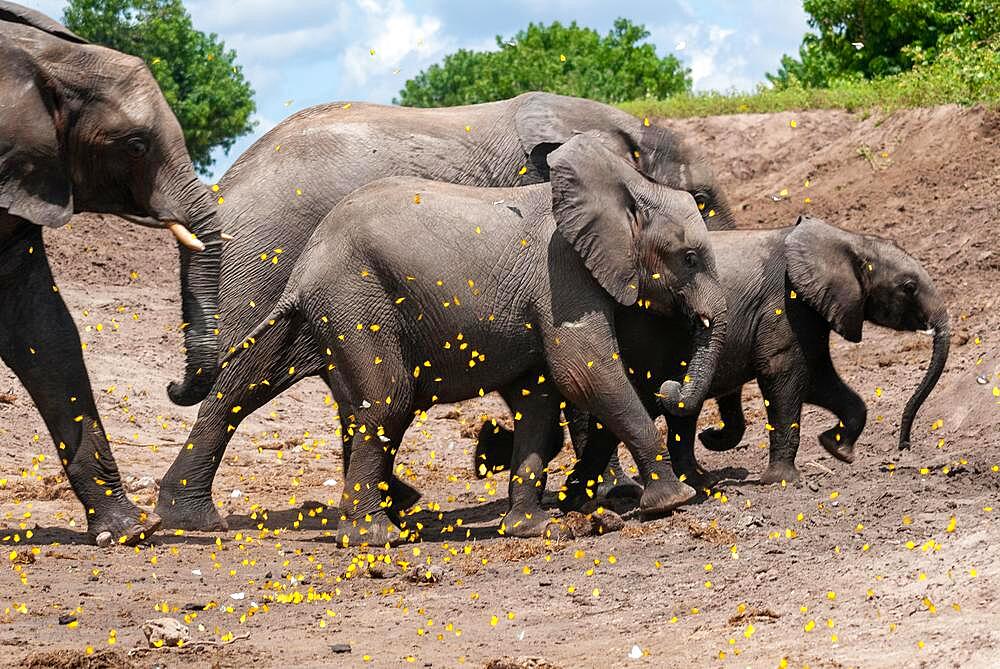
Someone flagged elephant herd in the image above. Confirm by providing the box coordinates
[0,3,949,548]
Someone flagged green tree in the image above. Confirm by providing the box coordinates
[398,18,690,107]
[769,0,999,88]
[64,0,256,174]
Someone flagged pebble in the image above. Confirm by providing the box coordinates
[95,531,113,548]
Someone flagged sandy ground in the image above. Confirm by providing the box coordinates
[1,104,997,669]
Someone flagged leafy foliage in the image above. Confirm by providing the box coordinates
[397,18,690,107]
[768,0,999,88]
[64,0,256,174]
[625,34,999,119]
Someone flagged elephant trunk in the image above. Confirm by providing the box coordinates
[898,313,950,449]
[163,176,223,406]
[659,278,728,417]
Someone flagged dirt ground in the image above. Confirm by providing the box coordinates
[1,104,997,669]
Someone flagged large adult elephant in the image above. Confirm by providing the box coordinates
[157,92,735,530]
[0,3,221,543]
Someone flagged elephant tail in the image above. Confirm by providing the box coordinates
[221,294,299,368]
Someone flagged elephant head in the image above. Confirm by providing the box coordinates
[514,92,735,232]
[0,2,221,402]
[785,216,950,449]
[546,135,729,415]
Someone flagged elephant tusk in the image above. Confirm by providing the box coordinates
[701,316,711,329]
[918,328,936,336]
[220,232,235,241]
[168,222,205,252]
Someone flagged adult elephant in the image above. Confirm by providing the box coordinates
[157,92,735,530]
[226,135,728,546]
[0,3,221,544]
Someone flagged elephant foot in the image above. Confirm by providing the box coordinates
[336,511,402,548]
[698,425,745,452]
[760,461,801,485]
[595,465,644,501]
[89,503,161,546]
[499,505,552,538]
[389,475,422,511]
[639,478,696,518]
[818,428,856,464]
[155,493,228,531]
[473,423,514,478]
[675,461,719,490]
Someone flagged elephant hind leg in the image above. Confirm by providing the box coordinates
[497,376,563,538]
[326,343,417,548]
[0,234,156,544]
[698,390,747,451]
[156,311,322,530]
[807,363,866,464]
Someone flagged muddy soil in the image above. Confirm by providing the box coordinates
[1,104,997,669]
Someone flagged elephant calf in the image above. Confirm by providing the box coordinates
[478,216,950,497]
[225,135,728,547]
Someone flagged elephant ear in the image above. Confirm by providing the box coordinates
[0,2,87,43]
[785,216,865,342]
[547,134,645,306]
[0,47,73,227]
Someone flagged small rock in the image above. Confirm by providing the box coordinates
[806,480,820,492]
[95,531,113,548]
[230,592,246,600]
[322,478,338,487]
[58,614,76,625]
[124,475,156,492]
[406,564,445,584]
[230,489,243,498]
[330,643,352,654]
[141,618,190,648]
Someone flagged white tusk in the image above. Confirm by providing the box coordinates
[220,232,235,241]
[701,317,711,329]
[918,328,936,336]
[168,222,205,252]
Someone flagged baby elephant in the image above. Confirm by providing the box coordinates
[229,134,728,547]
[478,215,950,497]
[572,215,951,492]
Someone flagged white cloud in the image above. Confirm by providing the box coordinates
[341,0,448,86]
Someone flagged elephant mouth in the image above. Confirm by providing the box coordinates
[118,214,205,252]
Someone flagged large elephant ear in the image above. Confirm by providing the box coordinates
[547,134,644,306]
[785,216,865,342]
[0,48,73,227]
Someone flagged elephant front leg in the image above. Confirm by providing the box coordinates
[545,324,695,518]
[665,412,717,490]
[757,374,806,485]
[698,391,747,452]
[0,241,157,544]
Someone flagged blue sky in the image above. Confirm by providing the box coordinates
[25,0,810,181]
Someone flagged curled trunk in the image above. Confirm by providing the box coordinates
[659,278,728,416]
[899,315,950,449]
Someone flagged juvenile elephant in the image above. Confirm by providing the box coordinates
[478,216,950,497]
[222,135,728,547]
[157,92,735,530]
[0,3,221,543]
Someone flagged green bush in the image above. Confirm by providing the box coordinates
[622,39,999,119]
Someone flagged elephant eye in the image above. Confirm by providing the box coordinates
[126,136,148,157]
[693,192,708,211]
[684,250,699,268]
[901,280,917,295]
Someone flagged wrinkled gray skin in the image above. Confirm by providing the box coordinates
[477,216,950,499]
[0,3,220,543]
[157,92,734,530]
[202,136,729,547]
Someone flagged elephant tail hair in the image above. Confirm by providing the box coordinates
[221,295,299,368]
